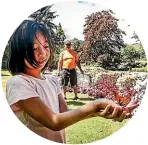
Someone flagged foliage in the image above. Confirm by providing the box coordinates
[120,44,147,69]
[81,10,126,69]
[2,46,9,70]
[29,5,59,48]
[131,32,146,60]
[56,23,66,51]
[135,61,147,68]
[131,67,148,72]
[70,38,83,52]
[101,54,122,70]
[131,31,140,43]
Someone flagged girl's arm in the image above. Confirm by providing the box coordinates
[17,97,95,131]
[58,93,68,113]
[58,93,68,143]
[17,97,127,131]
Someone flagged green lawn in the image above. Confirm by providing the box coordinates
[66,117,126,144]
[1,70,127,144]
[64,93,127,144]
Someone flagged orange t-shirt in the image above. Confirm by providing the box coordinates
[59,49,79,69]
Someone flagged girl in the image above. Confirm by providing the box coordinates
[6,20,138,143]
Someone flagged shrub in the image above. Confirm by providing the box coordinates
[131,67,148,72]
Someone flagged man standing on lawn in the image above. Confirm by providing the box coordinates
[58,40,84,100]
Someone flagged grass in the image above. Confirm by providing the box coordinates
[66,117,126,144]
[65,93,127,144]
[1,70,127,144]
[131,67,148,72]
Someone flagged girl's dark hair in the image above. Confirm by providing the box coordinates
[8,20,53,75]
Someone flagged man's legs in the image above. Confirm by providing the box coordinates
[61,70,69,100]
[72,85,79,100]
[63,86,67,99]
[70,70,79,100]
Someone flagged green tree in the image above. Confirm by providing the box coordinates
[2,45,9,70]
[131,32,146,60]
[29,5,59,47]
[56,23,66,51]
[121,44,141,69]
[131,31,140,43]
[71,38,83,52]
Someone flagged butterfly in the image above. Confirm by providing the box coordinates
[115,93,131,107]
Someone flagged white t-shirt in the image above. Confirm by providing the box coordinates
[6,73,65,143]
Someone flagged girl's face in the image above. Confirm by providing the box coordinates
[25,32,50,70]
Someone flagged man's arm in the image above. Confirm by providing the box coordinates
[58,62,62,72]
[57,53,63,74]
[75,53,84,74]
[76,61,84,74]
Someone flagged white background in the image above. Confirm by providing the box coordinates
[0,0,148,145]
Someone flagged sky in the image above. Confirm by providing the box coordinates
[51,1,136,44]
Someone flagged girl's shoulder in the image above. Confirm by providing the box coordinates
[7,74,35,87]
[7,74,60,87]
[7,74,30,83]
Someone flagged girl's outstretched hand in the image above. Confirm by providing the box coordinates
[124,101,139,119]
[93,105,126,122]
[92,99,138,122]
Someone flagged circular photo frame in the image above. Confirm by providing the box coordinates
[1,0,147,144]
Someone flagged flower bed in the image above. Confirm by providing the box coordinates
[55,67,147,107]
[72,70,147,107]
